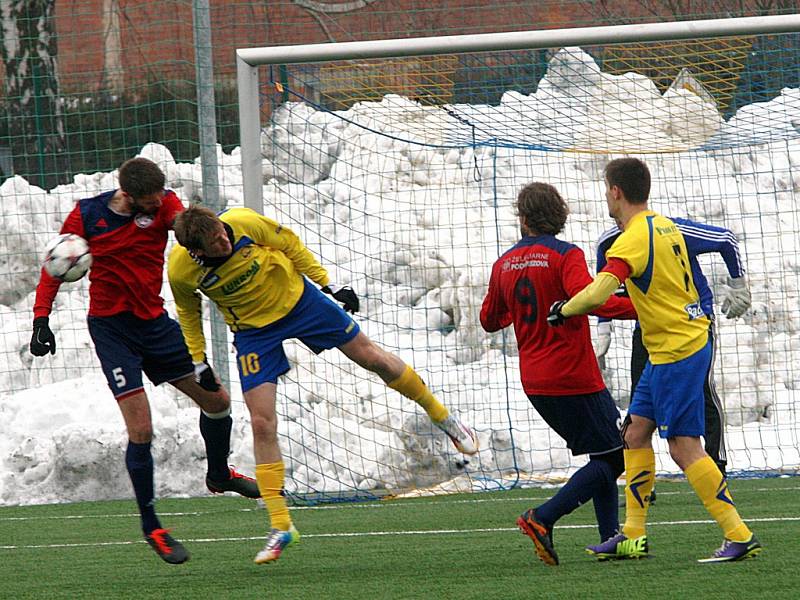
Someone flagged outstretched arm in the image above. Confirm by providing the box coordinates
[561,249,635,320]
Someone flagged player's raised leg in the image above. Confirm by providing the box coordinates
[171,371,259,499]
[338,332,478,455]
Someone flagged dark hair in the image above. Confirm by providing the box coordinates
[173,204,220,252]
[604,158,650,204]
[516,182,569,235]
[118,157,165,199]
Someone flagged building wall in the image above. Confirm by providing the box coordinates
[48,0,600,95]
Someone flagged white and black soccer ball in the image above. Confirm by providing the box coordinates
[43,233,92,282]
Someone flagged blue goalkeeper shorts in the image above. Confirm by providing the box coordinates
[233,279,360,392]
[629,336,712,438]
[88,311,194,400]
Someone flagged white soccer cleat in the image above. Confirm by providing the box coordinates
[435,414,479,455]
[254,524,300,564]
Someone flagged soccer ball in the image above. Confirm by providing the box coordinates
[43,234,92,282]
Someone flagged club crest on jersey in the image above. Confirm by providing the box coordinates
[241,246,253,258]
[201,273,220,288]
[134,214,155,228]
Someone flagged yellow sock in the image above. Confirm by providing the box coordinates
[387,364,448,422]
[255,462,292,531]
[685,456,751,542]
[621,448,656,539]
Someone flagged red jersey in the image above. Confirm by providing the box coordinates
[480,235,635,396]
[33,189,184,320]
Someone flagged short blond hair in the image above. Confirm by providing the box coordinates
[173,205,220,252]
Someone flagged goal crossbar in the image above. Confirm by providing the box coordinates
[238,14,800,66]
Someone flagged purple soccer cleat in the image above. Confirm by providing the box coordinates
[586,533,649,561]
[697,536,762,563]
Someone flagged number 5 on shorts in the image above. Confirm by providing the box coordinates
[112,366,127,388]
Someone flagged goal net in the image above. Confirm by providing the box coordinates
[236,17,800,501]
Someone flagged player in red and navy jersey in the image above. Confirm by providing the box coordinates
[480,182,636,566]
[29,157,258,564]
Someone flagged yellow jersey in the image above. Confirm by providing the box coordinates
[605,210,708,364]
[168,207,329,362]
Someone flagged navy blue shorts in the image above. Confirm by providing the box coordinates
[233,279,360,392]
[88,311,194,399]
[527,389,623,456]
[630,337,712,438]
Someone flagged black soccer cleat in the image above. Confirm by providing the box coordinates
[145,528,190,564]
[206,466,260,499]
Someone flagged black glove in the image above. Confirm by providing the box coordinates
[194,359,221,392]
[546,301,568,327]
[30,316,56,356]
[322,284,360,314]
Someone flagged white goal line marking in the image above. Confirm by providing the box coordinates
[1,484,799,522]
[1,516,798,551]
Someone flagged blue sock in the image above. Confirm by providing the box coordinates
[125,441,161,535]
[199,412,232,481]
[536,456,620,541]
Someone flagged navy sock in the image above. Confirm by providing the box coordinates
[200,412,232,481]
[125,441,161,535]
[536,456,620,540]
[589,455,622,542]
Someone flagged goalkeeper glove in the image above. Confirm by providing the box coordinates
[322,283,360,314]
[194,359,221,392]
[30,317,57,356]
[546,300,568,327]
[721,276,751,319]
[593,321,613,359]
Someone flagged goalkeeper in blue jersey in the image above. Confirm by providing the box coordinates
[168,205,478,565]
[594,218,751,478]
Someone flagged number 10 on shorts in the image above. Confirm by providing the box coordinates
[239,353,261,375]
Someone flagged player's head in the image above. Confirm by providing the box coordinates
[516,182,569,237]
[173,205,232,257]
[604,158,650,218]
[119,157,166,215]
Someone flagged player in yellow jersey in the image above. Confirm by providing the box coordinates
[546,158,760,563]
[168,205,478,564]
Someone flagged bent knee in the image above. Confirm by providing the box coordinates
[251,413,279,439]
[127,426,153,444]
[199,392,230,414]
